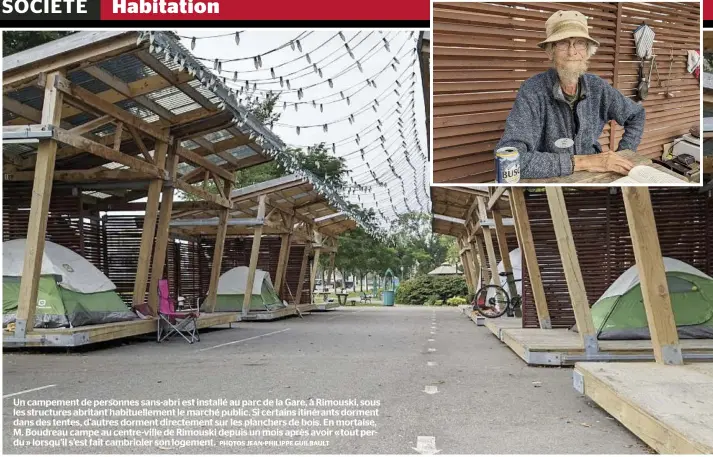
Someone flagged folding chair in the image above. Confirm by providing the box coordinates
[157,279,200,344]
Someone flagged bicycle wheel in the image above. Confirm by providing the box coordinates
[510,295,523,318]
[474,285,510,318]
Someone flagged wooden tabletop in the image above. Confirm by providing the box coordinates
[520,150,689,184]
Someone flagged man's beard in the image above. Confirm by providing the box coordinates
[554,59,589,85]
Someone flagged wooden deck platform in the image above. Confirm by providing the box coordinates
[2,312,240,348]
[501,328,713,366]
[575,362,713,454]
[483,317,522,339]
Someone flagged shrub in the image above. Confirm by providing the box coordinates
[434,300,444,306]
[395,275,468,305]
[446,296,467,306]
[424,295,439,307]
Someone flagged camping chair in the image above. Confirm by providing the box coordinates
[360,292,372,304]
[157,279,200,344]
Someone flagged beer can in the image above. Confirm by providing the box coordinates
[496,147,520,184]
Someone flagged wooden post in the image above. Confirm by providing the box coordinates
[14,71,64,338]
[205,206,230,313]
[131,138,168,310]
[293,241,311,305]
[147,143,180,315]
[468,238,482,291]
[491,208,518,300]
[546,188,598,353]
[481,228,500,284]
[310,231,323,301]
[473,235,490,286]
[622,187,682,365]
[459,241,474,292]
[509,188,551,328]
[327,252,336,286]
[273,215,293,299]
[242,195,267,318]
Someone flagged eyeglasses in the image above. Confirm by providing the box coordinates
[554,39,588,51]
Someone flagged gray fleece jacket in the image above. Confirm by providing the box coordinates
[495,69,646,179]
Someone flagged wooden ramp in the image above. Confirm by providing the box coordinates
[314,302,340,311]
[3,312,239,348]
[575,362,713,454]
[501,328,713,366]
[240,305,299,321]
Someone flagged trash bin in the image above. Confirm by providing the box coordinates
[383,290,395,306]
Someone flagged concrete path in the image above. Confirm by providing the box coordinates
[3,306,647,454]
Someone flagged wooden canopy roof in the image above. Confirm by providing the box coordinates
[430,186,512,237]
[3,31,282,204]
[168,174,356,239]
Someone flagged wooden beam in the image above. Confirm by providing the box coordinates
[546,188,598,353]
[126,125,154,164]
[293,241,311,305]
[53,128,163,179]
[205,208,229,313]
[53,74,170,143]
[146,144,179,315]
[83,65,176,123]
[509,188,551,329]
[176,146,234,182]
[487,187,507,210]
[243,195,267,317]
[68,115,113,136]
[310,231,323,299]
[492,209,518,300]
[131,138,169,310]
[14,71,64,338]
[274,215,294,298]
[481,224,500,285]
[173,179,232,208]
[3,168,152,182]
[112,121,124,151]
[622,187,682,365]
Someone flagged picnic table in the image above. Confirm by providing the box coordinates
[520,150,689,184]
[335,293,350,306]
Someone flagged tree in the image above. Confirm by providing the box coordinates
[3,31,75,55]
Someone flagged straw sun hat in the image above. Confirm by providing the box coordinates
[537,10,601,49]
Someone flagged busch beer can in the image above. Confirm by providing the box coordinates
[496,147,520,184]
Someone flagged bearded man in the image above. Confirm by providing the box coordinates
[495,11,646,179]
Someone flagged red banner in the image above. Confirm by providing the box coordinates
[99,0,430,21]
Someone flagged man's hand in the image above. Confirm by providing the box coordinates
[573,152,635,175]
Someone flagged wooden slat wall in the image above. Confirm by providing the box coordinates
[433,2,700,183]
[521,188,712,328]
[196,237,313,305]
[2,183,102,269]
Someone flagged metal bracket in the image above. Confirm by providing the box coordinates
[583,335,599,355]
[13,319,27,338]
[572,370,585,394]
[661,344,684,365]
[539,317,552,329]
[3,124,54,142]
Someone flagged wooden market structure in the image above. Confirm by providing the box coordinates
[432,185,713,453]
[2,31,357,346]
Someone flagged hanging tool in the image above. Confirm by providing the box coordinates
[663,46,675,98]
[633,23,655,101]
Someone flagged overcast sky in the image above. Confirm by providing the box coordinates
[176,29,430,227]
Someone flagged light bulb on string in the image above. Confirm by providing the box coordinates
[234,32,240,46]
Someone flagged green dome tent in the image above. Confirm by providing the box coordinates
[576,258,713,339]
[201,266,285,312]
[3,239,136,328]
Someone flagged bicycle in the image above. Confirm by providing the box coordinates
[472,272,522,319]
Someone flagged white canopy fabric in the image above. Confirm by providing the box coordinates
[3,239,117,294]
[216,266,273,295]
[599,257,712,300]
[476,248,522,296]
[428,263,458,275]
